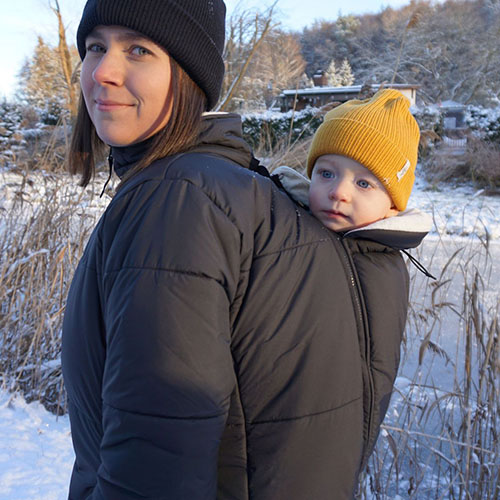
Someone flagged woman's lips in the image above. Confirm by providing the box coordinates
[95,99,133,111]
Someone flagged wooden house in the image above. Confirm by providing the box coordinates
[279,83,420,111]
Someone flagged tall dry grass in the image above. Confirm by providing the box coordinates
[358,232,499,498]
[0,166,107,414]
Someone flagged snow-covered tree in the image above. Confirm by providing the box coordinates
[338,59,355,86]
[326,59,354,87]
[300,16,361,79]
[0,100,23,152]
[17,36,79,124]
[325,60,342,87]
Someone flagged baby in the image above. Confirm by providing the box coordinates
[274,89,431,239]
[273,90,434,470]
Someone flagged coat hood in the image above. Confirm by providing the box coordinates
[189,112,253,169]
[344,208,433,249]
[112,112,253,179]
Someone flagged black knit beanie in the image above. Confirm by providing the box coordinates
[77,0,226,110]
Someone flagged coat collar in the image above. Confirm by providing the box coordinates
[111,135,156,179]
[343,208,432,249]
[111,112,252,180]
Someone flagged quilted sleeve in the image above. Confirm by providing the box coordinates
[92,177,242,499]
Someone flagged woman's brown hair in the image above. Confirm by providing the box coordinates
[69,57,207,187]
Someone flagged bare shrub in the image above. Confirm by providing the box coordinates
[421,149,470,185]
[260,136,312,174]
[422,137,500,190]
[465,138,500,189]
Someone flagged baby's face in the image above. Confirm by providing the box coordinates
[309,154,398,232]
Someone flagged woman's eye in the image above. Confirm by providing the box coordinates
[86,43,105,53]
[131,46,151,56]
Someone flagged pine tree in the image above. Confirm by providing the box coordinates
[326,60,342,87]
[17,36,78,124]
[0,99,23,153]
[338,59,355,86]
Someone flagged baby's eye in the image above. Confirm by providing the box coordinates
[357,179,372,189]
[320,170,334,179]
[130,46,152,56]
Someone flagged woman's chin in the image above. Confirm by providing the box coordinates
[95,131,138,148]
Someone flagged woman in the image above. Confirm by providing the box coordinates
[62,1,417,498]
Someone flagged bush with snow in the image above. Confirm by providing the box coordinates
[411,104,443,134]
[466,105,500,143]
[0,99,24,155]
[241,107,323,150]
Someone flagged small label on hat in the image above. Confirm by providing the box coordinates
[397,159,411,181]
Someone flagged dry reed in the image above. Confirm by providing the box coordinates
[358,228,499,498]
[0,167,107,414]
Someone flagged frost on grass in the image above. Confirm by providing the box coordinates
[359,236,499,499]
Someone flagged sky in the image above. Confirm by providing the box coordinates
[0,0,420,99]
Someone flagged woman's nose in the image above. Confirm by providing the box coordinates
[92,51,124,86]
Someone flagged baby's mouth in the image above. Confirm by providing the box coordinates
[323,209,348,219]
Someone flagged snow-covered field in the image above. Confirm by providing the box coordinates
[0,392,73,499]
[0,169,499,498]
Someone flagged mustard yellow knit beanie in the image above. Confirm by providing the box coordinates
[306,89,420,211]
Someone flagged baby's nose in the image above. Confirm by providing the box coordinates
[328,180,351,202]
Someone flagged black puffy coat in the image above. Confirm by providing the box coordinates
[62,113,428,499]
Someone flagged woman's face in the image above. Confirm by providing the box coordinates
[81,25,173,147]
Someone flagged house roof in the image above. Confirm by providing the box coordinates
[281,83,420,97]
[439,100,465,109]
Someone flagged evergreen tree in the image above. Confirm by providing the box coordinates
[17,36,78,124]
[0,99,22,150]
[338,59,355,86]
[326,60,342,87]
[0,99,23,153]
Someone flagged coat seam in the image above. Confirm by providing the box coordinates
[102,401,227,420]
[114,174,243,237]
[98,265,237,284]
[250,396,362,425]
[253,238,330,259]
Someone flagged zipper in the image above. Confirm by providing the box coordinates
[329,231,375,468]
[100,152,114,198]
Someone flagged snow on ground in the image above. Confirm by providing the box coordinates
[0,168,499,498]
[0,391,73,500]
[409,175,500,240]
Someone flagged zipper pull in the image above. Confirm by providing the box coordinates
[100,152,114,198]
